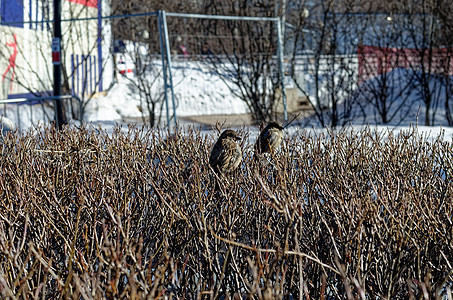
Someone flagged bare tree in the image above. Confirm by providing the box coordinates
[193,0,284,123]
[354,0,453,126]
[288,0,361,127]
[110,0,210,126]
[111,0,206,54]
[118,44,166,127]
[354,12,420,125]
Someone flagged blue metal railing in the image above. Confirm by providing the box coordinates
[0,95,82,129]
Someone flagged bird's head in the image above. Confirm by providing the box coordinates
[265,121,284,131]
[219,129,241,141]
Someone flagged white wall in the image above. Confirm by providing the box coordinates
[0,0,113,100]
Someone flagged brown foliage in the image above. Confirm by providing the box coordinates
[0,124,452,298]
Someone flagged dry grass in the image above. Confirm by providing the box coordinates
[0,124,452,299]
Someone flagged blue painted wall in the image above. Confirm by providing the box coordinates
[1,0,24,28]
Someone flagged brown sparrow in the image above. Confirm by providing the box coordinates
[255,121,284,156]
[209,129,242,174]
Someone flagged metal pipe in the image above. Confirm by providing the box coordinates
[0,11,160,26]
[1,11,279,26]
[161,11,178,131]
[0,95,83,124]
[157,11,171,128]
[165,12,278,22]
[0,95,79,104]
[16,105,20,130]
[276,18,288,121]
[53,0,65,129]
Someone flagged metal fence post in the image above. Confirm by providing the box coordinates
[16,105,21,130]
[276,17,288,121]
[161,11,178,130]
[53,0,65,129]
[157,11,171,128]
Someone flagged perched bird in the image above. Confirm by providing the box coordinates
[209,129,242,174]
[255,121,284,156]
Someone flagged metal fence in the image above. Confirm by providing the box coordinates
[157,11,288,126]
[0,95,82,129]
[0,9,289,129]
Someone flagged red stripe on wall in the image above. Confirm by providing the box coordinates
[67,0,97,8]
[358,45,453,85]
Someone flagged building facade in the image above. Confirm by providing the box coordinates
[0,0,113,100]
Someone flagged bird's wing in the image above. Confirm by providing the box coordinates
[268,129,282,145]
[257,130,272,153]
[209,143,223,168]
[222,139,242,170]
[210,139,242,172]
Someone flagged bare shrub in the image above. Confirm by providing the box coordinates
[0,124,451,298]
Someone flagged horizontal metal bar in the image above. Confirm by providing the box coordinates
[0,95,81,105]
[0,11,159,26]
[165,12,278,22]
[0,11,273,26]
[0,95,83,124]
[60,11,159,22]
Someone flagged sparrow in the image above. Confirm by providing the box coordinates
[209,129,242,174]
[254,121,284,156]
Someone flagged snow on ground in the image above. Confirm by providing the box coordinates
[2,61,453,143]
[85,60,248,123]
[84,77,143,122]
[171,62,249,116]
[285,123,453,142]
